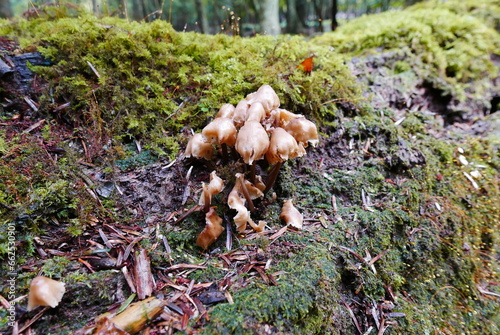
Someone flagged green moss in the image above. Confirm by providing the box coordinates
[41,256,71,278]
[115,149,158,171]
[0,14,361,162]
[411,0,500,31]
[205,244,348,335]
[0,2,498,334]
[312,1,499,107]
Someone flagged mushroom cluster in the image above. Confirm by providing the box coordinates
[185,85,318,249]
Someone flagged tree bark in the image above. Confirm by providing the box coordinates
[0,0,12,18]
[331,0,338,31]
[257,0,281,35]
[312,0,324,33]
[382,0,391,11]
[285,0,300,34]
[295,0,308,30]
[194,0,209,34]
[131,0,146,20]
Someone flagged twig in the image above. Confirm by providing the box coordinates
[98,228,113,249]
[121,266,137,293]
[174,205,203,225]
[225,215,232,251]
[22,118,44,133]
[477,286,500,298]
[23,96,39,112]
[165,263,207,272]
[342,300,362,334]
[122,236,143,261]
[86,60,100,78]
[371,299,380,329]
[18,306,49,333]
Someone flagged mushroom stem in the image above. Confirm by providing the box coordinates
[264,161,283,195]
[237,174,255,212]
[221,143,229,164]
[249,163,256,184]
[203,191,211,213]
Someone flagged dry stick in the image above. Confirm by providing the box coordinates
[237,174,255,212]
[18,306,50,333]
[342,300,362,334]
[174,205,203,225]
[264,161,283,195]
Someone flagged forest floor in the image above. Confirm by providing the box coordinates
[1,2,499,334]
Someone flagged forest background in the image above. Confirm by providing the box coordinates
[1,0,423,35]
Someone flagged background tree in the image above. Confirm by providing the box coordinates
[6,0,426,35]
[331,0,338,31]
[0,0,12,18]
[285,0,301,34]
[252,0,281,35]
[195,0,209,33]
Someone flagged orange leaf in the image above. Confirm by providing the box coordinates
[298,56,314,74]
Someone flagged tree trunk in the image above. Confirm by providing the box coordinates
[195,0,209,34]
[285,0,300,34]
[257,0,281,35]
[331,0,338,31]
[312,0,324,33]
[382,0,391,11]
[131,0,145,20]
[0,0,12,18]
[295,0,308,30]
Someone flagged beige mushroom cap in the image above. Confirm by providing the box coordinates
[27,276,66,311]
[235,121,270,165]
[246,102,267,122]
[196,207,224,249]
[216,103,235,119]
[284,117,319,147]
[232,99,250,127]
[228,177,266,233]
[266,127,304,165]
[202,117,237,147]
[199,171,224,207]
[246,85,280,112]
[185,133,213,160]
[280,199,303,230]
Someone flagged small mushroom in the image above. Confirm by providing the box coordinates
[275,108,302,127]
[196,207,224,249]
[216,103,235,119]
[184,133,213,160]
[202,117,237,162]
[264,128,305,194]
[280,199,303,230]
[232,99,250,127]
[228,176,266,233]
[235,120,269,165]
[27,276,66,311]
[246,85,280,112]
[246,102,266,122]
[265,127,304,166]
[202,117,237,147]
[198,171,224,213]
[228,187,251,233]
[284,117,319,147]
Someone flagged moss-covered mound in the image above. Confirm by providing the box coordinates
[312,0,500,120]
[0,11,359,161]
[1,1,499,334]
